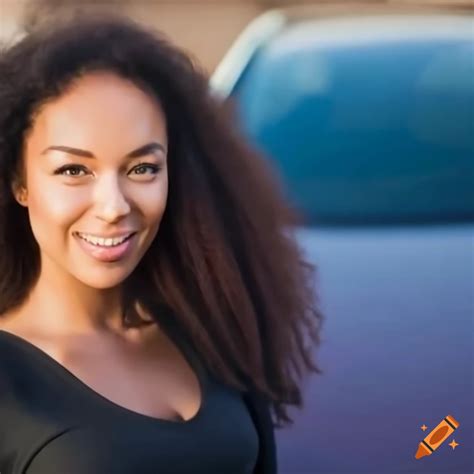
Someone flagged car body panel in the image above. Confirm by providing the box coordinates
[212,8,473,473]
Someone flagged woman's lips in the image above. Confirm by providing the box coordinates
[74,232,136,263]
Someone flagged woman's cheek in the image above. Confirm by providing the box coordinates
[28,183,89,236]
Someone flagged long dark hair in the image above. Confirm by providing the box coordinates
[0,13,324,428]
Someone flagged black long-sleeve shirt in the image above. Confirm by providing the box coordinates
[0,328,277,474]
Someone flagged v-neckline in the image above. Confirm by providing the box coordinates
[0,328,208,426]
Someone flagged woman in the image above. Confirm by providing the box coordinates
[0,12,323,474]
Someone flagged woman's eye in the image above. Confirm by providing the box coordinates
[54,165,88,177]
[53,164,160,179]
[130,164,160,176]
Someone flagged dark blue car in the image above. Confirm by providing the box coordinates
[212,6,473,473]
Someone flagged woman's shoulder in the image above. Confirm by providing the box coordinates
[0,313,32,352]
[0,323,23,366]
[0,316,65,361]
[0,326,39,370]
[0,335,70,473]
[0,322,54,391]
[0,327,31,436]
[0,327,31,389]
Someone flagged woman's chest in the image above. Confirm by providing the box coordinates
[1,326,203,422]
[0,329,262,474]
[61,342,202,422]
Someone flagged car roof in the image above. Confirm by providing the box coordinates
[268,14,472,53]
[211,4,473,97]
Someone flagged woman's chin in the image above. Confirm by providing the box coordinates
[72,264,137,290]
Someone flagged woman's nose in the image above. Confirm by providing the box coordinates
[93,174,131,223]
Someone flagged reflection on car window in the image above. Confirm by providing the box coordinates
[234,32,474,226]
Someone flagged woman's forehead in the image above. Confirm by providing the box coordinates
[26,72,168,153]
[43,71,165,121]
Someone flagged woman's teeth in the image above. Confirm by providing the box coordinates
[76,233,132,247]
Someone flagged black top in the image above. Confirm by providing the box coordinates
[0,326,277,474]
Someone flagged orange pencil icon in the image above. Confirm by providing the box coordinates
[415,415,460,459]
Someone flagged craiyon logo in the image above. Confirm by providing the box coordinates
[415,415,460,459]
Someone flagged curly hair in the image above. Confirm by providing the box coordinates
[0,12,324,428]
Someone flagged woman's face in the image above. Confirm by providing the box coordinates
[17,71,168,289]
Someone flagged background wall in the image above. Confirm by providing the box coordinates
[4,0,262,74]
[1,0,472,74]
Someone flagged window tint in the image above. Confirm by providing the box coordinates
[233,32,474,225]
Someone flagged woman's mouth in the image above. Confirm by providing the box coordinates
[74,232,136,262]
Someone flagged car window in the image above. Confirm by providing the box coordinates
[233,27,474,225]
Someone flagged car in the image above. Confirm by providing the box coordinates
[211,4,474,473]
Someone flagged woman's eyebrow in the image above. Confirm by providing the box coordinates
[40,141,167,159]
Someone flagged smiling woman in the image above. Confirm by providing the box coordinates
[14,71,169,287]
[0,11,323,474]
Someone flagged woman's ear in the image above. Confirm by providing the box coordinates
[11,181,28,207]
[11,159,28,207]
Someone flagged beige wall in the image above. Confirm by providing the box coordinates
[0,1,263,74]
[0,1,471,73]
[128,3,262,74]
